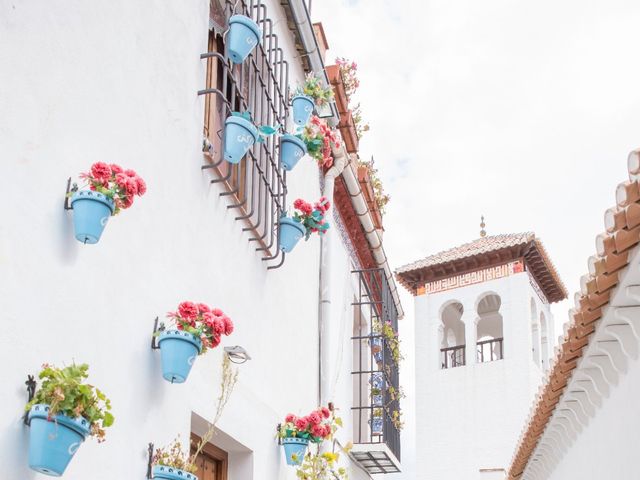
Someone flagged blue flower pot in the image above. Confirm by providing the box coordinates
[28,404,90,476]
[372,394,384,406]
[282,437,309,466]
[369,372,386,390]
[369,416,383,435]
[224,115,258,164]
[158,330,203,384]
[153,465,199,480]
[280,134,307,171]
[291,95,314,126]
[227,15,261,64]
[278,217,306,253]
[70,190,115,244]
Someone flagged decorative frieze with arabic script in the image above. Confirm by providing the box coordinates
[418,260,525,295]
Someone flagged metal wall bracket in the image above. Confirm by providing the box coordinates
[277,423,283,445]
[23,374,37,425]
[147,442,154,479]
[64,177,78,210]
[151,317,164,350]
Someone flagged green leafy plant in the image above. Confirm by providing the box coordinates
[373,320,403,365]
[358,158,390,215]
[26,363,114,441]
[294,72,334,107]
[152,437,197,474]
[295,447,351,480]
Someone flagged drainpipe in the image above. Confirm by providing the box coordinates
[319,143,349,406]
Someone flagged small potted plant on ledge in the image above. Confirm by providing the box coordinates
[223,111,277,164]
[300,116,341,169]
[279,197,331,253]
[278,405,334,466]
[226,14,261,64]
[152,437,198,480]
[25,363,114,476]
[70,162,146,244]
[158,302,234,383]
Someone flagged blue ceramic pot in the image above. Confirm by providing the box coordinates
[369,336,384,364]
[372,394,384,406]
[369,416,383,435]
[369,372,386,390]
[158,330,203,383]
[278,217,306,253]
[282,437,309,466]
[227,15,261,64]
[153,465,199,480]
[291,95,314,126]
[224,115,258,164]
[280,134,307,171]
[70,190,115,244]
[28,404,90,476]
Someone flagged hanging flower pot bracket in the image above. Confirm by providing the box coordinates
[151,317,165,350]
[22,375,37,426]
[64,177,78,211]
[147,442,154,479]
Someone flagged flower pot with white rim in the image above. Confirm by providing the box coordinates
[70,190,115,244]
[158,330,203,383]
[153,464,199,480]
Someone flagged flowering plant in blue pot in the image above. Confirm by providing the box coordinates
[158,301,234,383]
[291,73,334,126]
[25,363,114,476]
[70,162,146,244]
[278,197,331,253]
[227,14,261,64]
[277,405,336,466]
[152,437,199,480]
[223,111,278,164]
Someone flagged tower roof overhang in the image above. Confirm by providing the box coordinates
[395,232,568,303]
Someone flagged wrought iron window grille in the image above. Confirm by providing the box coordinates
[198,0,291,270]
[351,268,401,465]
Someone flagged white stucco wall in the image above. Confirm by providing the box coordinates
[414,272,554,479]
[0,1,377,478]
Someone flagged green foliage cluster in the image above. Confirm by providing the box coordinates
[26,363,114,441]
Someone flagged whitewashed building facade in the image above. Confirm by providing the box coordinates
[0,1,404,478]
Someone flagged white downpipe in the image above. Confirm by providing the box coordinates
[319,143,348,406]
[340,160,405,320]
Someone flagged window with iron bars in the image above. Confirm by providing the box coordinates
[352,268,401,468]
[199,0,290,269]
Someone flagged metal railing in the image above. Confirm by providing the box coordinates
[441,345,465,369]
[199,0,290,269]
[477,337,504,363]
[351,268,401,463]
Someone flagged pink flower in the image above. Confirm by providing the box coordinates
[285,414,296,423]
[124,169,138,178]
[212,318,225,335]
[210,334,221,348]
[202,312,215,326]
[222,316,234,336]
[197,303,211,314]
[322,424,332,438]
[295,417,308,431]
[136,176,147,196]
[90,162,112,182]
[124,177,139,196]
[211,308,224,317]
[178,301,199,320]
[308,411,322,425]
[320,407,331,419]
[122,195,134,209]
[110,164,123,174]
[115,172,129,189]
[311,423,325,438]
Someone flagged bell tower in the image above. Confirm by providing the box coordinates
[396,232,567,479]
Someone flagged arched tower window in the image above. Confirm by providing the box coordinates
[476,293,503,363]
[540,312,549,370]
[439,302,465,369]
[531,299,541,366]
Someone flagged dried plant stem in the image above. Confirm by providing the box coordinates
[189,355,239,463]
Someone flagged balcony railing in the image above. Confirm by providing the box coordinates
[351,268,401,474]
[199,0,290,269]
[477,337,504,363]
[441,345,465,369]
